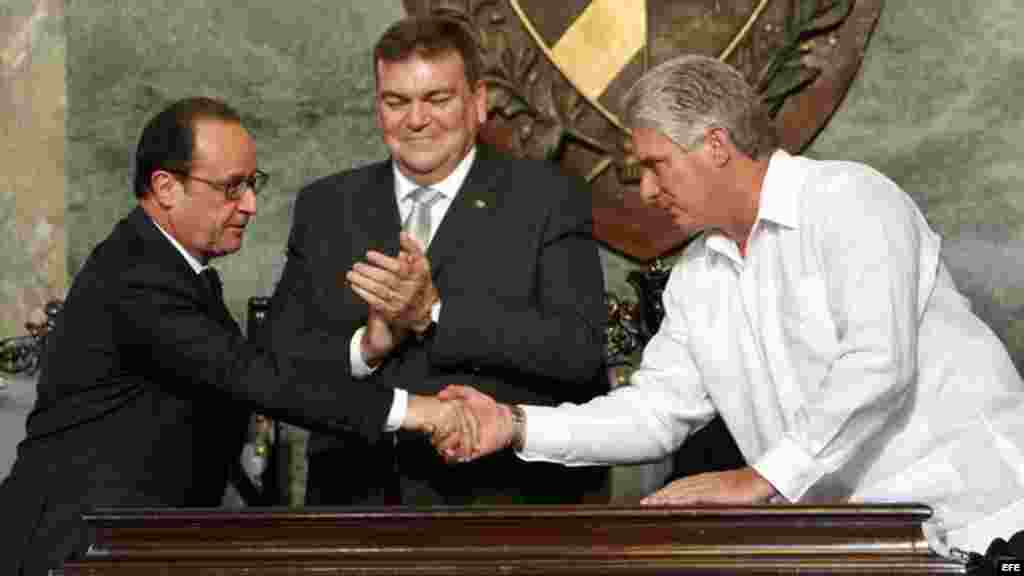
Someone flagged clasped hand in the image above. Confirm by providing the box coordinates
[426,387,781,507]
[348,232,437,334]
[348,233,438,365]
[404,394,481,459]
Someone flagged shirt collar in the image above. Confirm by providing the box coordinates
[150,215,208,275]
[704,149,801,262]
[755,148,801,231]
[393,146,477,202]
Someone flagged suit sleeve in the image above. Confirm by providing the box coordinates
[114,191,391,443]
[429,167,606,386]
[113,265,392,443]
[266,189,357,373]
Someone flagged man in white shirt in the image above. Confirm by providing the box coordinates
[440,54,1024,555]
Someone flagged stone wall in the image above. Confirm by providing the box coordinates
[65,1,405,322]
[807,0,1024,369]
[0,0,64,339]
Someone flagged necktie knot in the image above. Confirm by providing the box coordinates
[406,186,442,208]
[403,187,443,247]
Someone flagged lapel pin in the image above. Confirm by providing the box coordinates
[474,199,487,209]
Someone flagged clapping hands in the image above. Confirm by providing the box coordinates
[347,234,519,464]
[348,232,437,335]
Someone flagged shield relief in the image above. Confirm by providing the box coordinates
[403,0,883,260]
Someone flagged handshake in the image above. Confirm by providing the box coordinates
[401,385,522,463]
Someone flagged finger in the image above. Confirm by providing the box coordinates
[456,400,480,457]
[641,492,698,506]
[439,434,473,464]
[438,384,470,400]
[348,270,408,310]
[640,479,700,506]
[400,231,426,255]
[364,250,405,274]
[351,262,401,286]
[350,282,396,314]
[434,427,464,457]
[351,265,422,310]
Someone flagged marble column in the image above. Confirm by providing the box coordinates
[0,0,65,340]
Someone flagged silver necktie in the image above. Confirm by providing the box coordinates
[402,187,443,247]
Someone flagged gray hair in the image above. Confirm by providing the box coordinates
[621,55,776,159]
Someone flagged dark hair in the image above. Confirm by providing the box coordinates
[373,15,482,86]
[133,97,242,198]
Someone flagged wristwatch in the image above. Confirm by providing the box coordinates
[508,404,527,452]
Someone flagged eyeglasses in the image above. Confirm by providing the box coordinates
[168,169,270,201]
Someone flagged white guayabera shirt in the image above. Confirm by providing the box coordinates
[521,150,1024,555]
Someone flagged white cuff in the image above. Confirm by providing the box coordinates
[516,405,573,464]
[751,437,830,503]
[431,300,441,323]
[384,388,408,432]
[349,326,379,378]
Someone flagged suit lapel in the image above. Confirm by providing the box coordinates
[201,270,237,329]
[427,147,501,277]
[127,206,238,331]
[356,161,403,258]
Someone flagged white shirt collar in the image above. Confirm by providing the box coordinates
[393,146,477,203]
[705,149,801,261]
[149,215,208,275]
[756,149,801,231]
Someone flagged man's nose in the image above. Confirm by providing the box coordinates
[406,101,430,130]
[237,186,257,215]
[638,171,658,205]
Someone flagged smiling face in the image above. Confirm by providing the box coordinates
[376,50,487,186]
[164,119,258,262]
[631,126,720,237]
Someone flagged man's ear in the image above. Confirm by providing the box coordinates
[149,170,180,209]
[705,127,733,168]
[473,80,488,125]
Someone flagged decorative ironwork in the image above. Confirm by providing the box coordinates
[0,300,62,377]
[604,260,672,367]
[604,292,644,368]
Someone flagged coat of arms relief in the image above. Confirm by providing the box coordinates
[404,0,883,260]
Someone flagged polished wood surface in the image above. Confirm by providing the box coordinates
[62,504,965,574]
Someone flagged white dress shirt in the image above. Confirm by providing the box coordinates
[520,150,1024,554]
[349,147,478,430]
[151,216,208,275]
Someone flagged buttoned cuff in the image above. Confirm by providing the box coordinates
[516,405,572,463]
[751,437,830,503]
[349,327,379,378]
[384,388,408,432]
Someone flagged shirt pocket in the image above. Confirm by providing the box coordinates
[782,275,839,368]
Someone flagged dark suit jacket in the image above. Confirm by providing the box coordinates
[0,206,394,576]
[269,145,607,503]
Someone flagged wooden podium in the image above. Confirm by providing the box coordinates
[61,505,965,574]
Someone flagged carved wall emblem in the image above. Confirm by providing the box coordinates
[404,0,883,260]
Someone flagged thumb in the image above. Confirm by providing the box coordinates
[400,231,427,255]
[437,384,465,400]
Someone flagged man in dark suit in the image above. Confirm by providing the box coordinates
[0,97,474,575]
[270,15,607,506]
